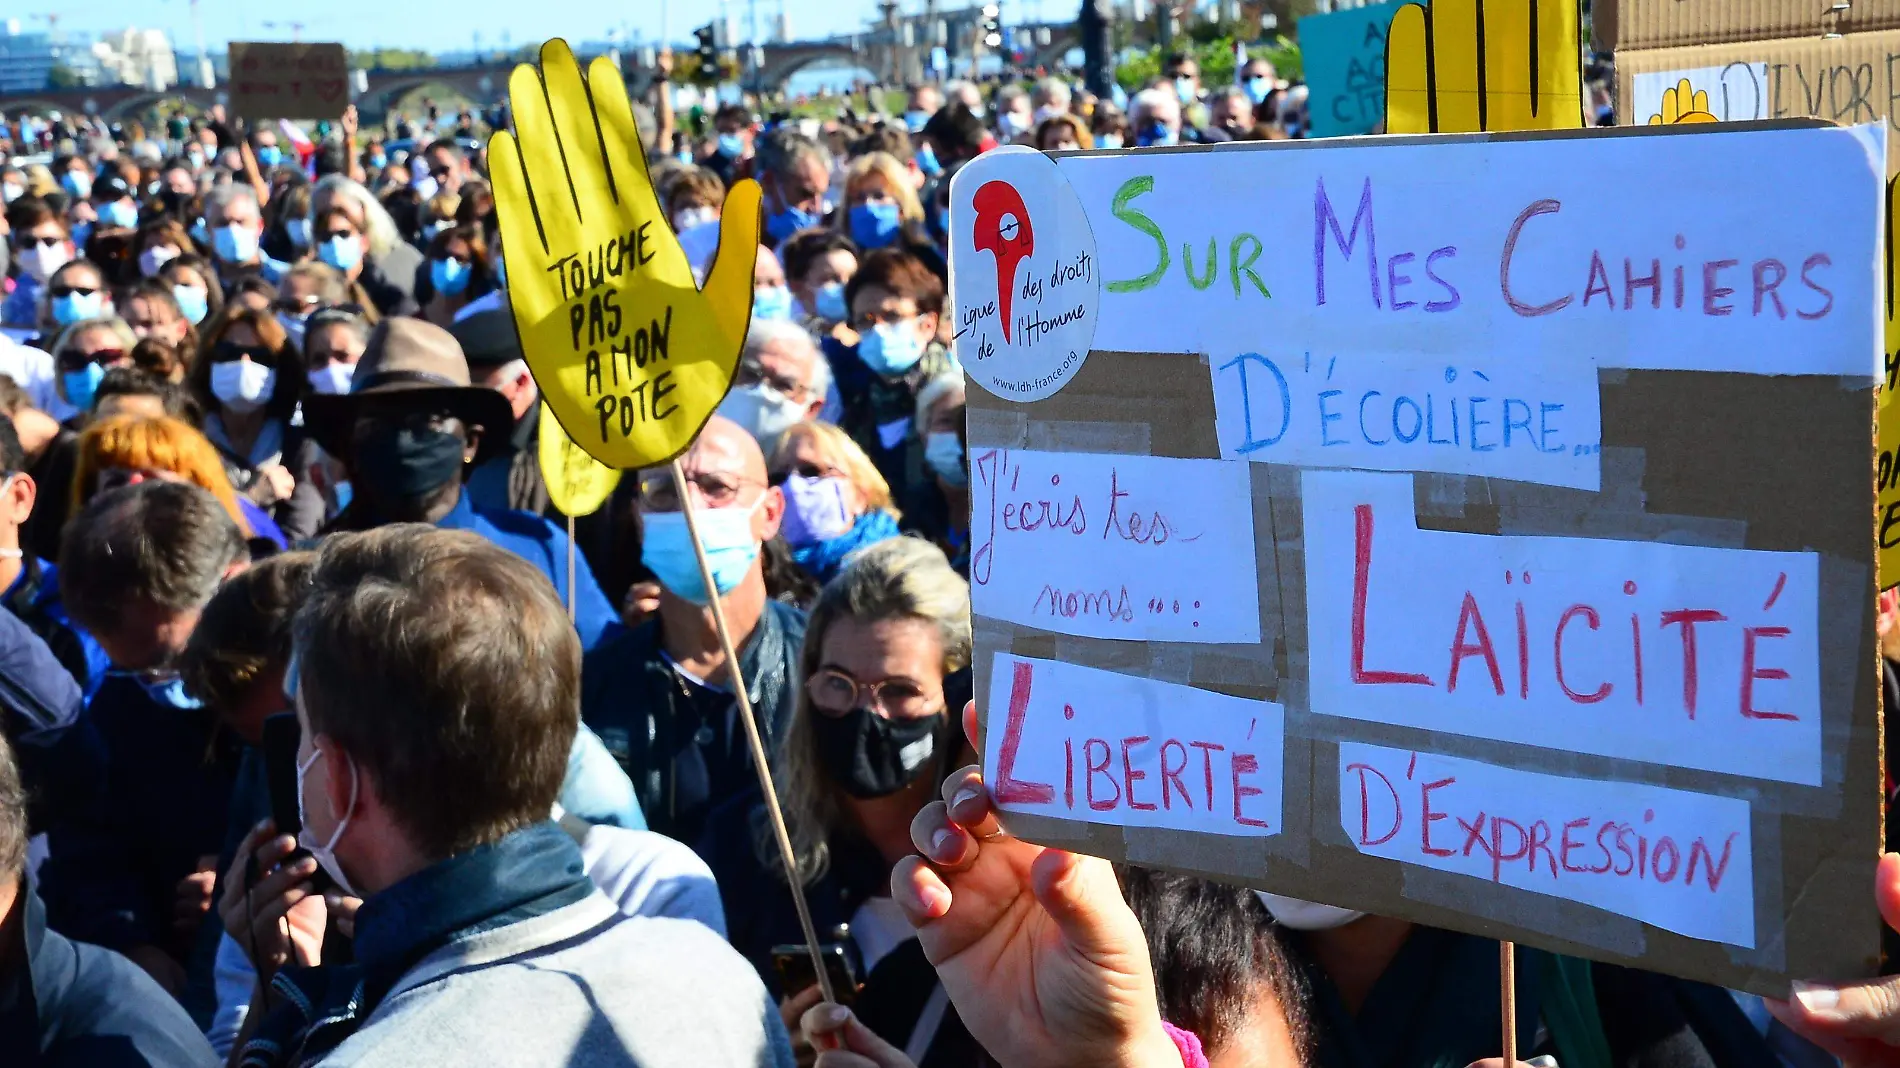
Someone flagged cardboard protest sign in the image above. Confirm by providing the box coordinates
[537,400,621,516]
[1883,177,1900,589]
[226,43,350,121]
[950,120,1886,994]
[1297,2,1405,138]
[1613,31,1900,173]
[1594,0,1900,52]
[490,40,761,471]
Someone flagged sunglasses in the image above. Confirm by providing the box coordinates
[49,285,98,299]
[211,342,274,366]
[58,348,122,371]
[25,235,63,248]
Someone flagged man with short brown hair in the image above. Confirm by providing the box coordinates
[232,524,790,1067]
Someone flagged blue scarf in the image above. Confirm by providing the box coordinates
[238,821,593,1067]
[791,510,901,584]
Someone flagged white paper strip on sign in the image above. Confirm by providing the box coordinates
[1033,123,1883,377]
[1338,743,1756,948]
[970,449,1261,643]
[1209,347,1604,489]
[988,653,1285,837]
[1303,470,1822,785]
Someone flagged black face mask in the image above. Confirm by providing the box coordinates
[813,706,943,799]
[352,423,466,504]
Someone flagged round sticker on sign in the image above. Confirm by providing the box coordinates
[949,145,1099,402]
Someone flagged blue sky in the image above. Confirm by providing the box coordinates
[42,0,1000,55]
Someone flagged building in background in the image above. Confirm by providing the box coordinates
[91,28,178,90]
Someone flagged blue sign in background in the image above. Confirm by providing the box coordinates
[1298,2,1407,137]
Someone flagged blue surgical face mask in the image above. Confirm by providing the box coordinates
[101,200,138,229]
[190,217,210,245]
[858,319,926,377]
[59,170,90,198]
[752,284,792,321]
[1138,122,1177,148]
[172,284,209,324]
[1175,77,1196,105]
[1246,76,1272,105]
[849,201,903,250]
[52,290,102,326]
[368,152,387,169]
[925,431,967,487]
[815,282,848,322]
[766,202,822,244]
[256,145,283,168]
[285,217,313,249]
[63,361,105,410]
[717,132,745,158]
[69,222,91,248]
[916,141,941,177]
[431,256,471,296]
[904,110,930,133]
[640,502,762,604]
[318,234,363,272]
[213,223,257,264]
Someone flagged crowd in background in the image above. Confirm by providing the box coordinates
[0,47,1880,1068]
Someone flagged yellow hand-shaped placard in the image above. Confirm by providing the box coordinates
[1879,176,1900,590]
[490,41,761,470]
[538,401,622,516]
[1646,78,1718,126]
[1386,0,1583,134]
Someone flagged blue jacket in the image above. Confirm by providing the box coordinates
[3,559,108,696]
[39,676,241,960]
[0,882,217,1066]
[0,604,104,836]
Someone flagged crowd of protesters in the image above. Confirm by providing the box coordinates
[0,46,1885,1068]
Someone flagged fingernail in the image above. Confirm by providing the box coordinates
[822,1004,850,1026]
[930,827,956,859]
[1793,981,1842,1015]
[920,882,951,914]
[951,786,981,811]
[254,819,270,833]
[295,857,317,872]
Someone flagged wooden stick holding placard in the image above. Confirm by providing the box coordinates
[566,514,577,622]
[1501,941,1517,1064]
[670,456,836,1005]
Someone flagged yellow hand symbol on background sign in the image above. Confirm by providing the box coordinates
[538,401,622,517]
[490,40,761,470]
[1385,0,1583,134]
[1646,78,1718,126]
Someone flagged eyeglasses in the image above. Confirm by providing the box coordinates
[351,409,460,438]
[734,360,809,401]
[49,285,98,299]
[638,469,762,512]
[805,668,938,718]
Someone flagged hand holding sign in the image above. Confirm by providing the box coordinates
[1385,0,1582,134]
[490,40,760,470]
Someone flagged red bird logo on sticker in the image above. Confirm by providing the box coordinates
[971,180,1034,343]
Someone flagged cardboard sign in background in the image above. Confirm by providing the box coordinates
[955,122,1884,995]
[226,42,349,121]
[1595,0,1900,51]
[1297,2,1405,137]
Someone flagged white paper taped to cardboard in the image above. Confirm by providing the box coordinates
[1629,65,1772,124]
[1303,470,1823,785]
[970,448,1261,643]
[987,652,1285,836]
[1209,347,1604,489]
[1339,742,1756,948]
[1049,123,1883,378]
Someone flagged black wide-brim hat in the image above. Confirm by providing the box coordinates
[303,317,516,467]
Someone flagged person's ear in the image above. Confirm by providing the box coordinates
[757,484,784,542]
[315,732,356,823]
[918,312,940,341]
[4,472,36,527]
[462,425,482,463]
